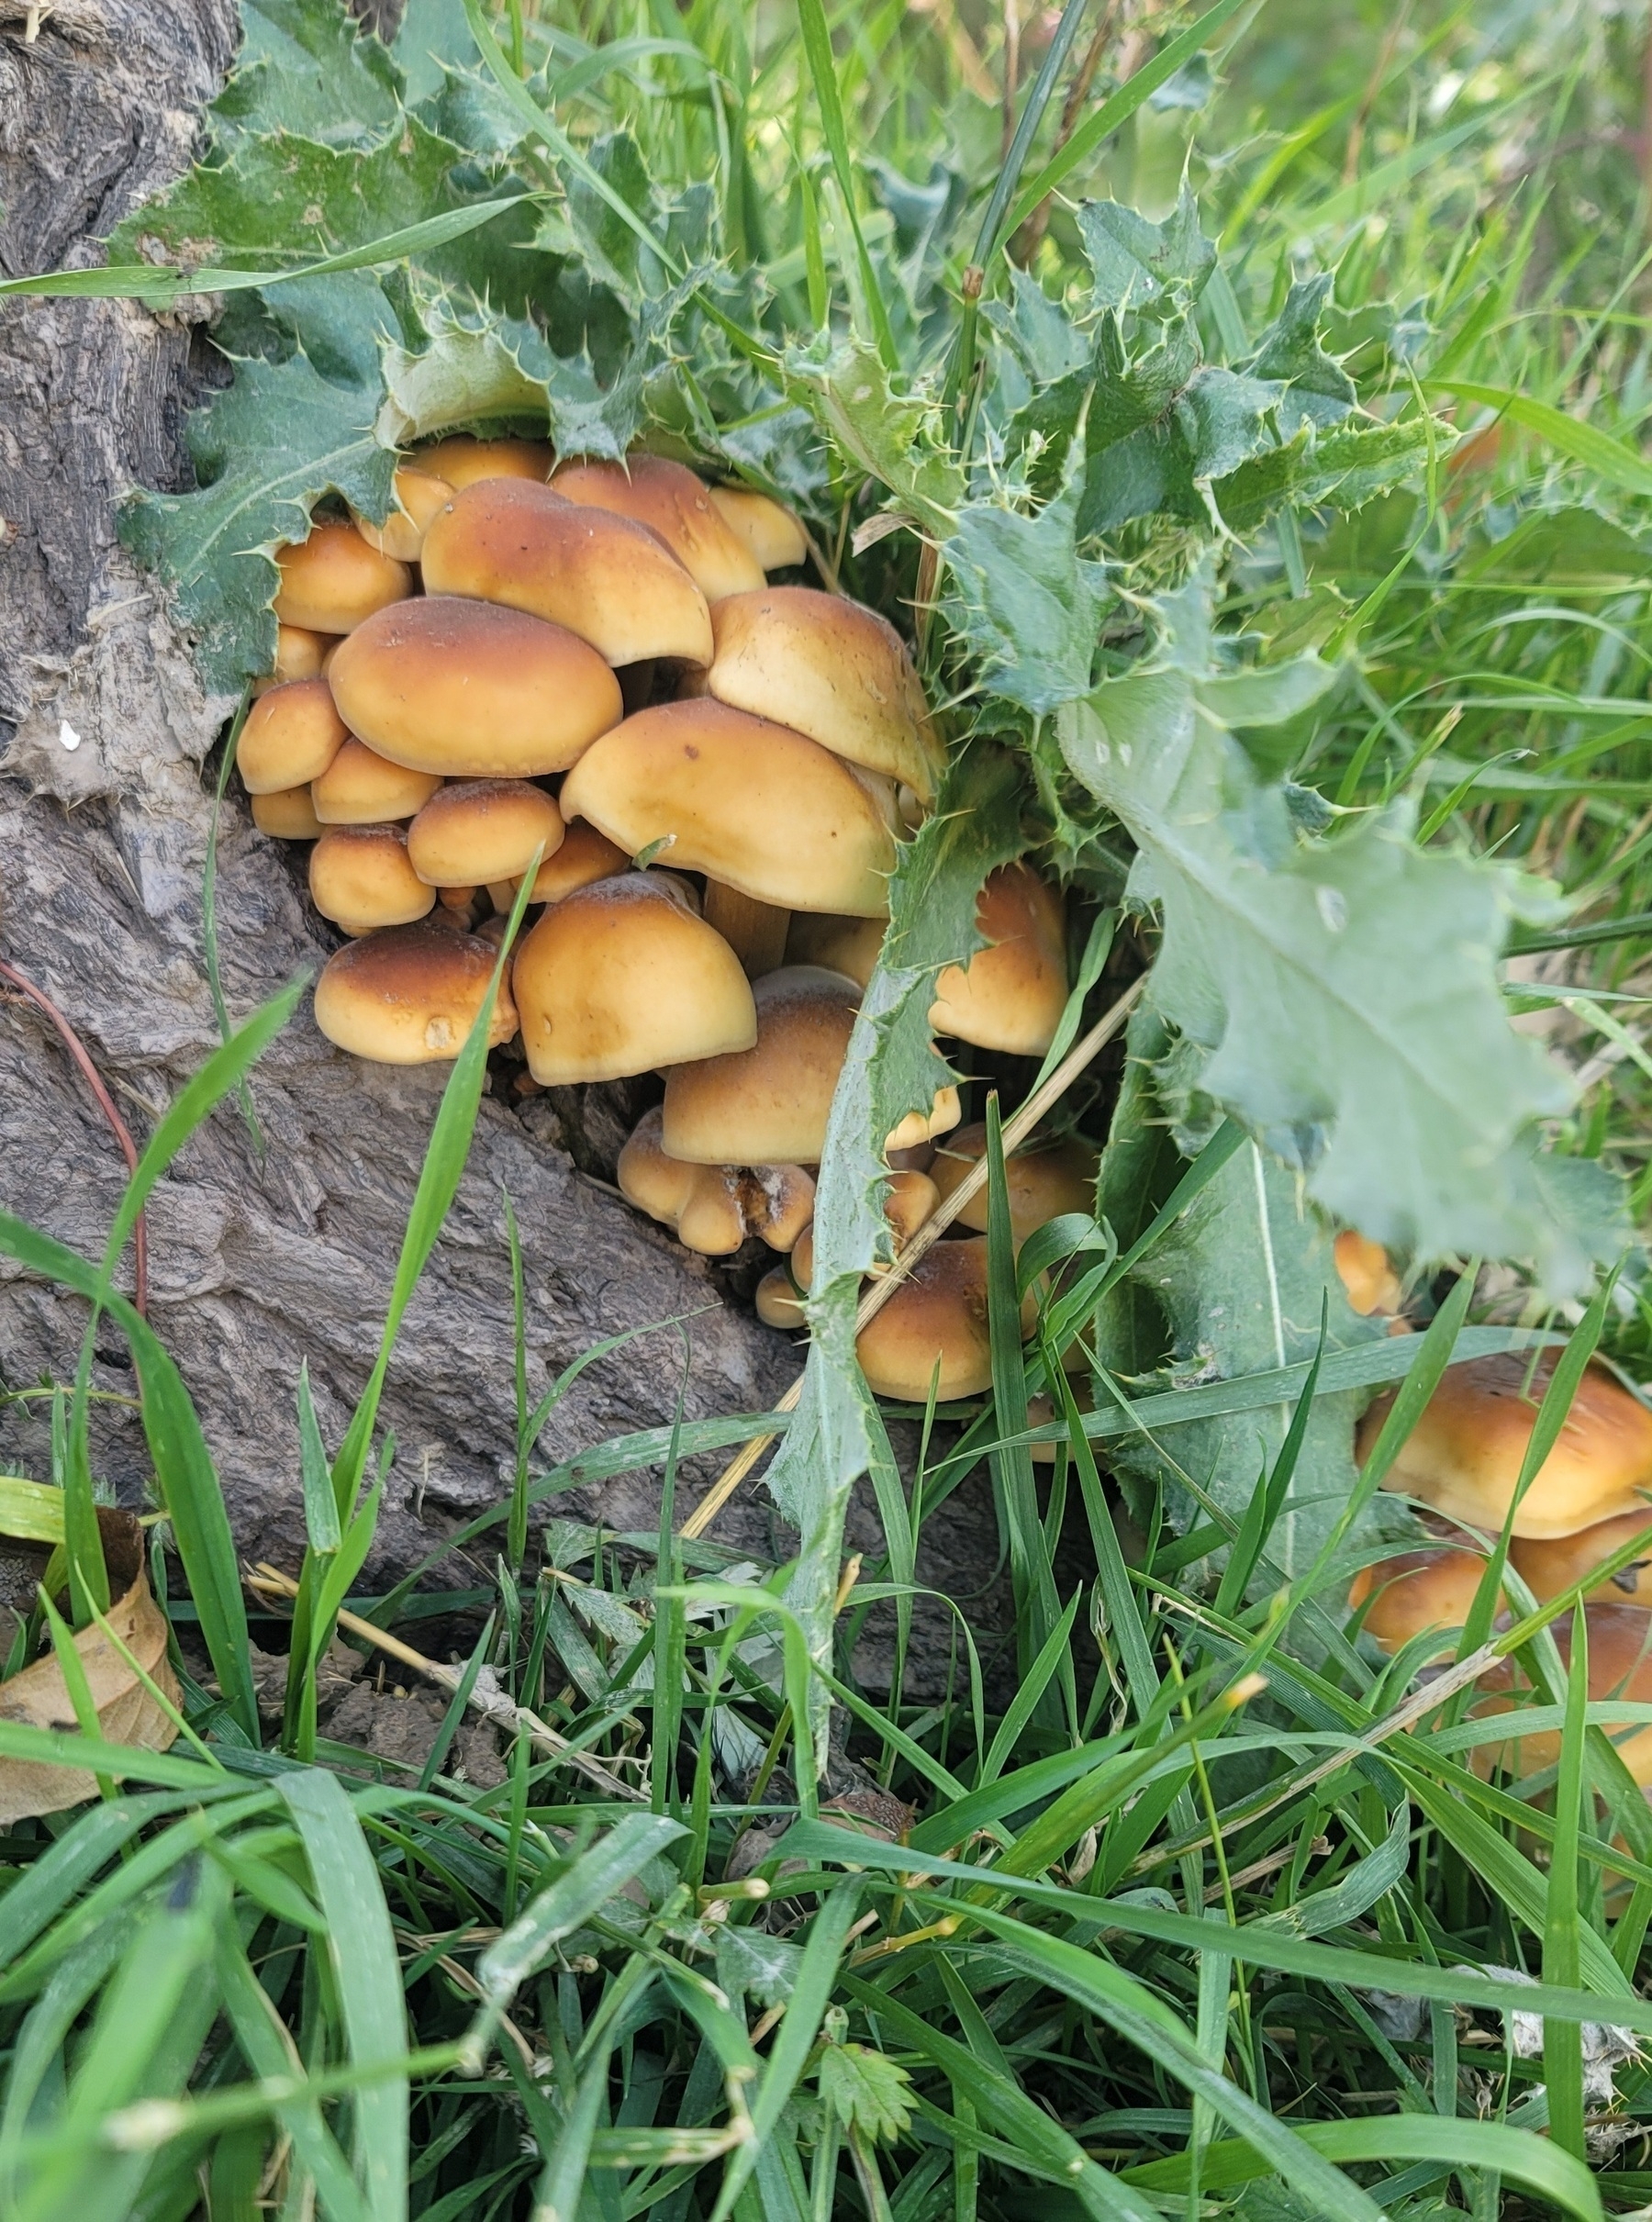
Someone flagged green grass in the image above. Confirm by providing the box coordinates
[6,0,1652,2215]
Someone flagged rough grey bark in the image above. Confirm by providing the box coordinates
[0,1,1012,1696]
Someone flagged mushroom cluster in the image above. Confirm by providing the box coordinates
[246,440,1081,1366]
[1346,1351,1652,1779]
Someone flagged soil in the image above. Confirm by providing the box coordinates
[0,2,1013,1697]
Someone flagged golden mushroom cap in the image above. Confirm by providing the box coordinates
[747,1163,817,1252]
[313,924,518,1065]
[311,739,442,825]
[929,864,1068,1058]
[239,679,347,795]
[402,435,554,487]
[252,622,330,696]
[1511,1510,1652,1606]
[1334,1231,1405,1317]
[251,786,324,841]
[785,911,885,988]
[352,466,456,562]
[517,821,631,904]
[1476,1603,1652,1783]
[756,1266,807,1330]
[929,1122,1097,1245]
[407,781,564,888]
[309,825,436,931]
[512,872,756,1085]
[273,519,411,634]
[707,586,943,802]
[1364,1353,1652,1540]
[619,1109,816,1256]
[328,596,622,780]
[661,966,859,1167]
[1346,1548,1496,1656]
[559,698,899,920]
[420,479,714,668]
[855,1238,1021,1402]
[707,486,809,571]
[551,454,765,602]
[885,1087,961,1154]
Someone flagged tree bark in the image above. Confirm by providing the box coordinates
[0,2,1011,1693]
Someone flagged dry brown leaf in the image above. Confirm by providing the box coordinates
[0,1508,181,1822]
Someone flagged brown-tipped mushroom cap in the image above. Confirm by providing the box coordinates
[1334,1231,1405,1317]
[309,825,436,931]
[313,924,517,1065]
[1363,1353,1652,1539]
[707,486,809,571]
[407,781,564,888]
[748,1163,817,1252]
[929,1122,1097,1245]
[251,786,324,841]
[560,699,899,919]
[708,586,943,802]
[403,436,554,488]
[420,480,714,667]
[513,873,755,1085]
[352,467,455,562]
[240,679,347,794]
[661,966,858,1166]
[929,864,1067,1057]
[515,821,631,904]
[886,1087,961,1154]
[1346,1548,1496,1657]
[856,1238,1032,1402]
[328,597,622,779]
[1511,1510,1652,1607]
[551,455,765,602]
[785,911,885,989]
[311,740,442,825]
[273,519,410,634]
[1476,1603,1652,1782]
[756,1267,807,1330]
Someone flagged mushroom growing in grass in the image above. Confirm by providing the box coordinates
[1359,1352,1652,1539]
[929,862,1069,1058]
[929,1122,1098,1245]
[406,781,564,889]
[309,824,435,933]
[511,872,755,1085]
[310,740,442,825]
[618,1107,815,1256]
[1334,1231,1406,1318]
[706,585,944,801]
[1511,1510,1652,1605]
[328,597,623,780]
[273,518,410,634]
[788,1167,941,1293]
[551,454,765,602]
[420,479,715,668]
[559,698,899,919]
[1346,1548,1499,1658]
[239,679,347,795]
[1475,1603,1652,1784]
[313,924,518,1064]
[706,485,809,571]
[855,1238,1033,1402]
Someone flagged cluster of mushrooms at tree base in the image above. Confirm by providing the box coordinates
[244,437,1083,1396]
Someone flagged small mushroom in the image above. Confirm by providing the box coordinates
[512,872,755,1084]
[886,1089,961,1152]
[707,585,943,802]
[790,1168,937,1291]
[929,863,1068,1058]
[707,486,809,571]
[352,466,456,562]
[273,519,411,634]
[785,911,885,989]
[855,1238,1031,1402]
[617,1107,816,1256]
[328,597,622,779]
[560,698,899,919]
[311,739,443,825]
[756,1267,806,1329]
[1334,1231,1406,1318]
[313,924,518,1064]
[550,454,765,601]
[661,966,859,1167]
[309,824,436,932]
[929,1122,1097,1245]
[239,679,348,794]
[402,435,554,487]
[407,781,564,888]
[251,786,324,841]
[1511,1511,1652,1606]
[253,621,331,695]
[1360,1353,1652,1540]
[1346,1548,1497,1658]
[420,480,715,668]
[1475,1603,1652,1783]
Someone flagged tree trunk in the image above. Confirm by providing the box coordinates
[0,2,1010,1694]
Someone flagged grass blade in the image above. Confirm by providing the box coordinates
[1543,1602,1590,2159]
[794,0,899,370]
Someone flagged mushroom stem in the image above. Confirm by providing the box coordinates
[703,882,790,977]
